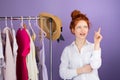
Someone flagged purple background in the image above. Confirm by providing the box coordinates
[0,0,120,80]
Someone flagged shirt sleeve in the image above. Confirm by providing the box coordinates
[90,49,102,69]
[59,47,78,79]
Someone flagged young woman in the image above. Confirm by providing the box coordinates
[59,10,103,80]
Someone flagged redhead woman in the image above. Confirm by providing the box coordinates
[59,10,103,80]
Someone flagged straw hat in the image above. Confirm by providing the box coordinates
[38,12,62,40]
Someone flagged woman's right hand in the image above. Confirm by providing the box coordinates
[77,64,92,75]
[82,64,92,73]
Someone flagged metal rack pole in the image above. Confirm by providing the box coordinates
[49,18,53,80]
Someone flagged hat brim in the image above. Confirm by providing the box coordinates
[38,12,62,40]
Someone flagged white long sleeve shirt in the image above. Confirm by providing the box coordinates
[59,40,102,80]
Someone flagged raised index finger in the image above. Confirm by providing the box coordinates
[97,27,101,33]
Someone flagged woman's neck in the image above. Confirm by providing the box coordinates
[75,39,86,50]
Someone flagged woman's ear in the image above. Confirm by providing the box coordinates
[72,28,75,34]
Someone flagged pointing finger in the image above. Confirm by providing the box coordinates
[98,27,101,33]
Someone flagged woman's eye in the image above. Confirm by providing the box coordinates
[84,26,88,28]
[77,26,81,28]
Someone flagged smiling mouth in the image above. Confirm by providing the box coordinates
[80,33,86,36]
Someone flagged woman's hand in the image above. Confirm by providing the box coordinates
[94,27,103,50]
[77,64,92,75]
[82,64,92,73]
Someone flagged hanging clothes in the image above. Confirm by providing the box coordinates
[26,28,38,80]
[0,30,5,80]
[11,28,18,66]
[35,29,48,80]
[35,46,43,80]
[0,30,4,60]
[2,27,16,80]
[0,17,49,80]
[39,31,48,80]
[16,28,30,80]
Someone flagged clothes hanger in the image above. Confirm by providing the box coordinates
[0,19,1,31]
[5,16,8,27]
[20,16,26,29]
[10,16,14,29]
[28,16,36,41]
[35,16,47,38]
[20,16,23,28]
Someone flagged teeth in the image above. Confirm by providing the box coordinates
[80,33,85,35]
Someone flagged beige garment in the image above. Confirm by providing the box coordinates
[26,29,38,80]
[0,30,4,80]
[3,27,16,80]
[11,29,18,68]
[0,30,4,58]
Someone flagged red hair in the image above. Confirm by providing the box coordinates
[70,10,90,34]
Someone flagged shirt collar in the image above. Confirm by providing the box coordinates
[71,40,91,47]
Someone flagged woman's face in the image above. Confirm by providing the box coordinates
[72,20,89,39]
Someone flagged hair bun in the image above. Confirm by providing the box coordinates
[71,10,81,20]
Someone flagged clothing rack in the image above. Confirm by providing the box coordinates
[0,16,53,80]
[0,16,45,20]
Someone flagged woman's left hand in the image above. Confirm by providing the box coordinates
[94,27,103,50]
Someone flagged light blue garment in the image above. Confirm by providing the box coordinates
[34,21,48,80]
[35,30,48,80]
[39,33,48,80]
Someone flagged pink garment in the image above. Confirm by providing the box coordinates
[16,28,30,80]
